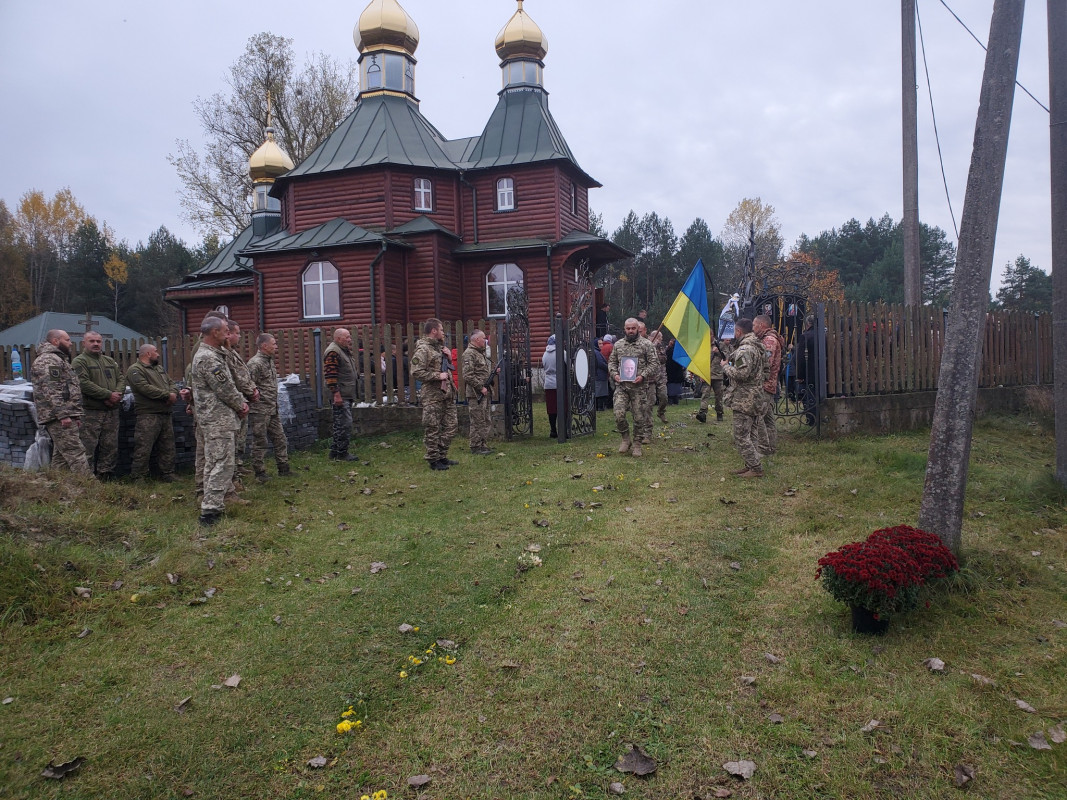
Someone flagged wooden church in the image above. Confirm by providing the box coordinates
[165,0,628,346]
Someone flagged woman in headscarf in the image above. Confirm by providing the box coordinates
[541,334,558,437]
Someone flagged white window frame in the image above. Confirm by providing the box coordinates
[496,177,515,211]
[302,260,340,319]
[486,263,523,318]
[414,177,433,212]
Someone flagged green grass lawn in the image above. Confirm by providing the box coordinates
[1,407,1065,799]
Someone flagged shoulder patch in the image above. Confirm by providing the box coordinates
[211,365,228,384]
[49,366,61,379]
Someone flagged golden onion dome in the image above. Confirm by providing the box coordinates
[354,0,419,55]
[248,129,294,181]
[495,0,547,61]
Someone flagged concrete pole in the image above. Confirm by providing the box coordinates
[903,0,923,306]
[1050,0,1067,484]
[918,0,1025,552]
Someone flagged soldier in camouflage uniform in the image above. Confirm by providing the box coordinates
[72,331,124,479]
[31,329,90,474]
[462,329,496,455]
[247,333,290,481]
[224,321,259,479]
[753,314,784,460]
[722,318,767,478]
[649,330,669,424]
[126,343,178,481]
[608,318,658,457]
[633,322,656,444]
[410,318,458,470]
[696,335,726,423]
[190,316,249,525]
[323,327,359,461]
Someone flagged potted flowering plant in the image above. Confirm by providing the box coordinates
[816,525,959,634]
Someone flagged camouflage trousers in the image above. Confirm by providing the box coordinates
[699,380,725,417]
[195,420,237,494]
[79,408,119,475]
[45,420,90,475]
[654,378,668,415]
[732,411,762,470]
[467,396,493,450]
[613,383,648,439]
[202,433,236,514]
[633,383,655,442]
[330,401,353,458]
[756,392,778,457]
[131,413,175,479]
[250,411,289,473]
[421,393,457,462]
[234,415,249,474]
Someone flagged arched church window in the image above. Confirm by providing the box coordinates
[302,261,340,319]
[486,263,523,318]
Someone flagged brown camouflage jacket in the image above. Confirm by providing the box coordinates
[247,351,279,412]
[722,333,766,415]
[461,344,491,400]
[31,342,83,424]
[191,343,245,434]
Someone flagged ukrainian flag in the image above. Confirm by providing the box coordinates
[661,259,712,383]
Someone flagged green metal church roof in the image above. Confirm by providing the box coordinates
[239,218,412,255]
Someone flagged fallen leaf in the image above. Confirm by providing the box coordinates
[719,497,736,505]
[1015,699,1036,714]
[573,500,587,508]
[337,522,350,531]
[407,775,431,788]
[525,544,542,553]
[533,519,550,527]
[307,756,327,769]
[361,488,373,495]
[571,473,583,480]
[953,764,975,788]
[970,673,996,686]
[398,623,415,633]
[351,588,362,595]
[648,482,660,489]
[784,488,797,496]
[861,719,881,733]
[76,628,91,639]
[608,781,626,795]
[850,489,858,495]
[174,696,192,714]
[738,676,756,686]
[1048,724,1066,744]
[923,657,945,672]
[614,745,657,776]
[729,562,742,571]
[764,653,781,664]
[167,573,179,585]
[713,789,733,798]
[74,587,91,598]
[768,712,784,724]
[223,674,241,688]
[436,639,457,649]
[722,760,756,780]
[499,660,521,669]
[272,615,282,625]
[802,750,818,759]
[40,757,85,780]
[204,587,217,598]
[1052,619,1066,629]
[1028,731,1052,750]
[370,562,387,574]
[109,580,123,591]
[188,597,206,606]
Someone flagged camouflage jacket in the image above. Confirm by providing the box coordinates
[31,342,83,424]
[653,341,668,384]
[722,333,766,415]
[126,361,176,414]
[410,336,455,401]
[224,346,257,400]
[71,350,124,411]
[608,335,658,385]
[758,329,786,394]
[246,352,279,413]
[190,343,245,434]
[461,344,491,400]
[710,341,725,381]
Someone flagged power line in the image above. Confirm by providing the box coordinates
[917,0,960,240]
[938,0,1050,113]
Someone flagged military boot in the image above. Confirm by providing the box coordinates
[618,434,631,454]
[695,410,707,423]
[277,463,291,476]
[631,441,643,457]
[255,471,271,483]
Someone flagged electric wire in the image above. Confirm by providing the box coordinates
[937,0,1050,113]
[916,0,960,240]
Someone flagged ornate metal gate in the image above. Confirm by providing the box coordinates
[502,286,533,439]
[557,262,596,440]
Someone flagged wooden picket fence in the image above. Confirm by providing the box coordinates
[1,307,1048,403]
[822,301,1051,396]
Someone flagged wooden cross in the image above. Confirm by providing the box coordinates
[77,311,99,332]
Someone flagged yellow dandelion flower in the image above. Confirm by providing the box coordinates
[596,453,605,458]
[374,791,388,800]
[425,648,433,654]
[525,480,532,485]
[399,670,408,678]
[444,656,456,665]
[362,795,371,800]
[341,709,354,718]
[336,720,353,733]
[413,626,419,632]
[354,719,362,727]
[413,658,423,666]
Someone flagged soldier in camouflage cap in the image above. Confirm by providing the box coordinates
[722,318,767,478]
[71,330,124,479]
[31,329,90,474]
[190,315,249,525]
[247,333,290,481]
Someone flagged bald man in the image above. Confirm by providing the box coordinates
[323,327,359,461]
[126,343,179,481]
[31,329,90,474]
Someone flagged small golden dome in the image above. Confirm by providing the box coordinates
[248,129,294,181]
[495,0,547,61]
[354,0,419,55]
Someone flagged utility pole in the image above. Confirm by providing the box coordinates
[1051,0,1067,485]
[918,0,1025,553]
[903,0,922,306]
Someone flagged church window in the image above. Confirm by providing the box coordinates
[363,55,382,90]
[496,177,515,211]
[414,178,433,212]
[302,261,340,319]
[486,263,523,318]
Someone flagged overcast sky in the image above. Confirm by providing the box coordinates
[0,1,1054,293]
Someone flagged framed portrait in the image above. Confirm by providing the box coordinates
[618,356,639,382]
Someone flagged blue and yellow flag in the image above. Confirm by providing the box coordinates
[661,259,712,383]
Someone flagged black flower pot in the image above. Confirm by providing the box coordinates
[850,605,889,635]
